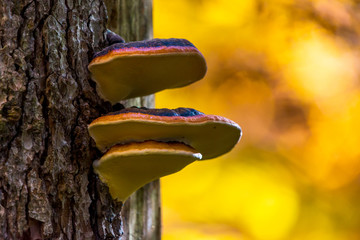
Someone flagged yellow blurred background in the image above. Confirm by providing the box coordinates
[153,0,360,239]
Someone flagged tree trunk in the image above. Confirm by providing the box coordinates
[0,0,160,239]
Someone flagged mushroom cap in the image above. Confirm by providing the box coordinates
[88,39,207,103]
[88,107,242,159]
[93,141,201,201]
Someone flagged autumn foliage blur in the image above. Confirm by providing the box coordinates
[153,0,360,239]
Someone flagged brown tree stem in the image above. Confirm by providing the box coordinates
[0,0,159,239]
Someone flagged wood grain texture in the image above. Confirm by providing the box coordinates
[104,1,161,239]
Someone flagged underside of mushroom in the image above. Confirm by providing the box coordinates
[89,107,241,159]
[93,141,201,201]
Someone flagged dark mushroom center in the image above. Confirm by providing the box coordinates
[105,106,204,117]
[93,38,197,59]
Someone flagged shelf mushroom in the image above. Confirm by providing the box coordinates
[88,37,207,103]
[89,107,241,159]
[89,107,242,201]
[93,141,202,201]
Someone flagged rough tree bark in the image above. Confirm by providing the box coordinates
[0,0,160,239]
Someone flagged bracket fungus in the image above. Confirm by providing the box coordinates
[89,107,242,159]
[89,107,241,201]
[88,37,207,103]
[93,141,201,201]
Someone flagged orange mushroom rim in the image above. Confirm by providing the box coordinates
[89,38,204,66]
